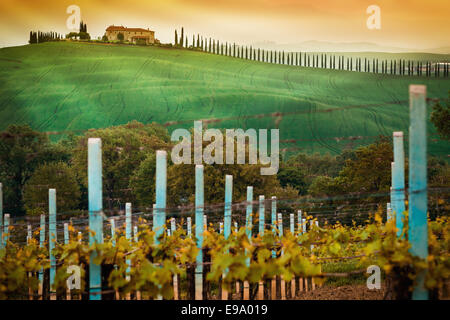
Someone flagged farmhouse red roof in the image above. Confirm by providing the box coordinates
[106,25,154,33]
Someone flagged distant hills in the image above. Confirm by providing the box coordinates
[250,40,450,54]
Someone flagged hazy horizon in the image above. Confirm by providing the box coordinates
[1,0,449,51]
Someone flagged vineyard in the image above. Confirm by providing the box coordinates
[0,85,448,300]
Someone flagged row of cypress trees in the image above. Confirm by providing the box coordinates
[29,31,63,44]
[174,27,204,49]
[173,29,449,78]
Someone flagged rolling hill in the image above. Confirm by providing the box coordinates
[0,41,449,157]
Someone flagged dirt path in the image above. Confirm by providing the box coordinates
[295,284,386,300]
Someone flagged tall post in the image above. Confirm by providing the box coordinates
[152,204,156,231]
[278,213,283,237]
[125,203,132,276]
[110,218,116,246]
[3,214,9,244]
[134,226,138,242]
[224,175,233,239]
[387,203,392,222]
[27,224,32,244]
[390,160,394,219]
[195,165,204,300]
[0,183,3,248]
[271,196,277,231]
[222,174,232,301]
[222,175,233,300]
[244,187,253,299]
[259,196,265,236]
[170,218,176,234]
[49,189,57,299]
[155,151,167,243]
[393,132,406,237]
[38,214,45,297]
[290,214,295,234]
[64,223,69,244]
[245,187,253,240]
[297,210,302,236]
[88,138,103,300]
[408,85,428,300]
[187,217,192,237]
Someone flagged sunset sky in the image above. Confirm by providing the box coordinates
[0,0,449,50]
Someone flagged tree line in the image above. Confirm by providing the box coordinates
[1,101,448,221]
[173,28,449,78]
[29,31,64,44]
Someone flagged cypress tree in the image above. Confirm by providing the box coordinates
[180,28,184,47]
[175,30,178,46]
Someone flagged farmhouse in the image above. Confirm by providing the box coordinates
[105,25,156,44]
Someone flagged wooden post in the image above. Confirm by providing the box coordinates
[258,281,264,300]
[393,131,406,237]
[38,214,45,299]
[195,165,204,300]
[271,278,277,300]
[155,150,167,243]
[48,189,57,300]
[408,85,429,300]
[88,138,103,300]
[259,195,265,236]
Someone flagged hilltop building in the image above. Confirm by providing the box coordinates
[105,26,157,44]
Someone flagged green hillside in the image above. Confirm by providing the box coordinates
[0,42,449,156]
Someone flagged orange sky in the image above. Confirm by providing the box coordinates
[0,0,449,49]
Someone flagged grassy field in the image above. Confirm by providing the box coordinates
[0,41,449,157]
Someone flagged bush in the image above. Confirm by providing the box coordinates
[23,162,81,215]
